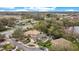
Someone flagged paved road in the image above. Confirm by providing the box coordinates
[9,38,43,51]
[0,29,44,51]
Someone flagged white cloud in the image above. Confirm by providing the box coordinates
[64,9,76,11]
[24,7,56,11]
[0,7,56,11]
[0,10,5,11]
[13,9,28,11]
[38,7,56,11]
[31,7,50,11]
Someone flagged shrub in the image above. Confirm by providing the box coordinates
[37,40,53,51]
[12,28,25,41]
[3,44,15,51]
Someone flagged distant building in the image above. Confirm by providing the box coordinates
[71,15,79,19]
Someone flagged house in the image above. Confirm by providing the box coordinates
[24,30,40,39]
[51,38,78,50]
[24,30,50,41]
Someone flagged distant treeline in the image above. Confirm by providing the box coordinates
[0,12,79,15]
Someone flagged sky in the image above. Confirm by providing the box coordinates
[0,7,79,12]
[0,0,79,7]
[0,0,79,11]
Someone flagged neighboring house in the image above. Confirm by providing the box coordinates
[24,30,40,40]
[24,30,51,41]
[65,14,79,20]
[51,38,78,51]
[70,14,79,19]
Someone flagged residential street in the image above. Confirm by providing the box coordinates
[0,24,44,51]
